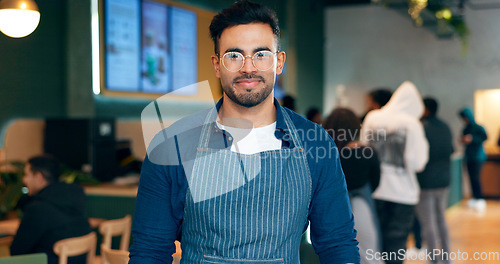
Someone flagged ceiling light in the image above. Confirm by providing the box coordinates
[0,0,40,38]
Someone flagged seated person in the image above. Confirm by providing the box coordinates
[10,155,91,264]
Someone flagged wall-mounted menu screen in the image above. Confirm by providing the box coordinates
[170,6,197,95]
[105,0,141,92]
[104,0,197,95]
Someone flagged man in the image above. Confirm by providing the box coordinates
[458,107,488,210]
[360,88,392,122]
[306,107,322,125]
[129,1,359,263]
[10,155,91,264]
[361,81,428,264]
[416,97,454,264]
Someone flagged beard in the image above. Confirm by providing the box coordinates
[222,74,274,108]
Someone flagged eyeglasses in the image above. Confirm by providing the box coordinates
[220,50,278,72]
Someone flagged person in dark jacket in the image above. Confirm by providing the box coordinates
[10,155,91,264]
[458,107,488,210]
[324,108,382,264]
[416,97,454,264]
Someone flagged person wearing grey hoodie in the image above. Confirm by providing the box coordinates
[458,107,488,210]
[361,81,429,264]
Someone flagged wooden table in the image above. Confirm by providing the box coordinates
[84,184,138,197]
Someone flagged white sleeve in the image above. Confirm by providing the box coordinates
[404,120,429,172]
[360,113,374,145]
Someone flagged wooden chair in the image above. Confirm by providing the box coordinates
[53,232,97,264]
[0,253,47,264]
[98,215,131,251]
[100,245,129,264]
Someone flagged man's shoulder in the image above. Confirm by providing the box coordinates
[164,108,212,137]
[282,107,330,143]
[473,122,487,132]
[362,109,386,126]
[145,108,211,164]
[151,107,210,144]
[282,107,318,131]
[48,182,85,194]
[22,198,51,215]
[432,117,452,130]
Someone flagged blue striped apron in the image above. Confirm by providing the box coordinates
[180,107,312,264]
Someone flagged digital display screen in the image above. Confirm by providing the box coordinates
[170,6,197,95]
[105,0,141,92]
[141,0,170,93]
[104,0,198,95]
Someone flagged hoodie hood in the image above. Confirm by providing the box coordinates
[459,107,476,124]
[382,81,424,118]
[34,182,87,216]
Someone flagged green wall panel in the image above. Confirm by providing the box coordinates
[0,0,67,147]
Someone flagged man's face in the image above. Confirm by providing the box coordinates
[211,23,285,108]
[22,164,43,196]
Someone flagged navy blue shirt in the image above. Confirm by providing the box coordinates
[129,98,359,263]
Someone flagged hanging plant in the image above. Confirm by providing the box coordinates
[426,2,470,51]
[382,0,470,52]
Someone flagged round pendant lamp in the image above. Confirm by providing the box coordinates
[0,0,40,38]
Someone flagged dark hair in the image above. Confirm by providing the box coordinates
[423,97,438,116]
[306,108,320,121]
[369,89,393,108]
[27,155,60,184]
[209,0,280,54]
[282,95,296,111]
[323,108,361,150]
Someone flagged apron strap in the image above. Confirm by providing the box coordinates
[198,107,218,149]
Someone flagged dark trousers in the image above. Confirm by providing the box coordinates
[412,214,422,249]
[376,200,415,264]
[466,160,484,199]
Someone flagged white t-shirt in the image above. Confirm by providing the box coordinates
[216,121,282,155]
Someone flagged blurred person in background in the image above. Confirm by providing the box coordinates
[360,88,393,122]
[324,107,382,264]
[11,155,91,264]
[458,107,488,210]
[361,81,428,264]
[306,107,322,125]
[416,97,454,264]
[282,94,296,112]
